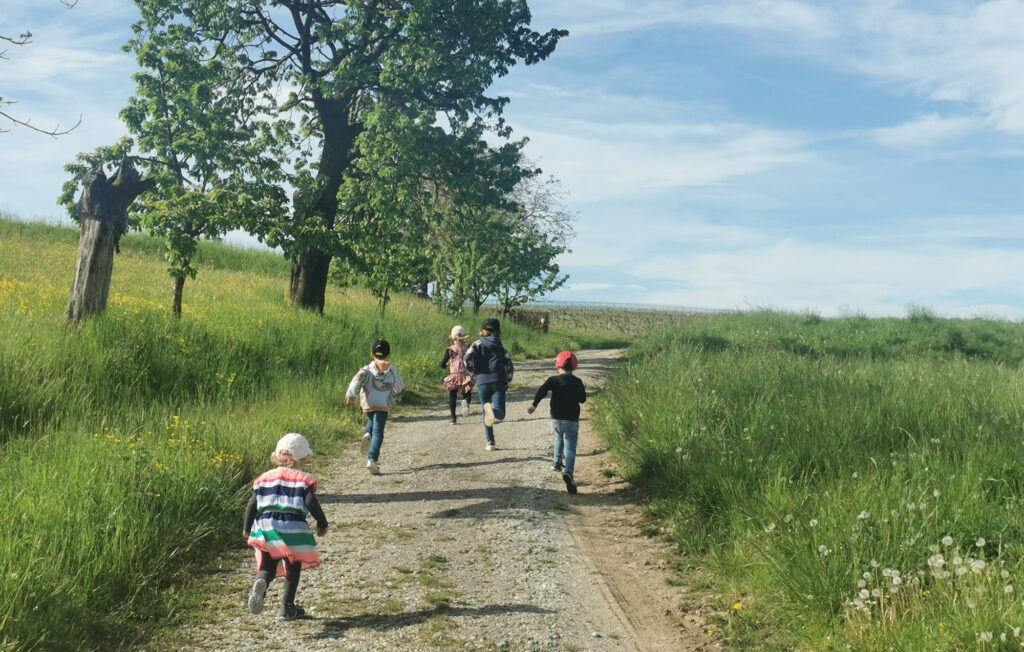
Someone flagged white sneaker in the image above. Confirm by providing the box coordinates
[366,459,380,475]
[485,443,495,451]
[360,432,371,455]
[461,399,469,417]
[483,402,495,428]
[248,578,267,614]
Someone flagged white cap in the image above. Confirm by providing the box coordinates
[275,432,313,460]
[450,325,467,338]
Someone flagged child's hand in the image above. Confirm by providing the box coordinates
[526,405,536,415]
[346,396,355,406]
[242,531,250,538]
[317,526,329,537]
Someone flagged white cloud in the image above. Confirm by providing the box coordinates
[872,113,977,148]
[627,237,1024,317]
[535,0,834,40]
[518,118,811,201]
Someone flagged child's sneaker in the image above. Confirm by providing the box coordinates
[449,417,457,425]
[485,443,495,451]
[366,459,380,475]
[553,462,563,472]
[562,472,578,494]
[280,603,306,620]
[483,402,495,427]
[247,578,267,614]
[461,399,469,417]
[360,432,371,455]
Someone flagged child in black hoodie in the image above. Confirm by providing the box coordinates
[527,351,587,493]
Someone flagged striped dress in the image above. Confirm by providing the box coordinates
[246,467,321,576]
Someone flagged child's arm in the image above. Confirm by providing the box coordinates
[439,349,451,370]
[527,379,553,414]
[242,492,257,537]
[346,369,367,405]
[392,366,406,395]
[578,379,587,404]
[304,487,329,537]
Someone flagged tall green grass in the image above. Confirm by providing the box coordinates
[596,311,1024,650]
[0,218,608,649]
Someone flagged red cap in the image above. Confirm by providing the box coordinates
[555,351,578,370]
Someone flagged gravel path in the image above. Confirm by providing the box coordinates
[154,349,717,651]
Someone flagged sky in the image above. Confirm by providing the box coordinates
[3,0,1024,318]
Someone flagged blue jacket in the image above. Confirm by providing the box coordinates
[463,334,513,385]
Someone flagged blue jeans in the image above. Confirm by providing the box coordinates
[552,419,579,475]
[365,411,388,462]
[476,382,506,445]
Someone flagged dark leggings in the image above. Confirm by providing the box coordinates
[257,550,302,607]
[449,388,472,418]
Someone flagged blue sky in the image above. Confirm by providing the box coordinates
[4,1,1024,318]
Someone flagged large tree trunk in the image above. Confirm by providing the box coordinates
[288,95,358,312]
[289,245,332,313]
[66,164,155,322]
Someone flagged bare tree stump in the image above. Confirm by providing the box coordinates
[65,163,154,321]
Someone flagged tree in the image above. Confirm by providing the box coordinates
[1,0,81,136]
[429,163,574,315]
[61,3,289,317]
[338,103,529,315]
[168,0,566,313]
[64,161,155,321]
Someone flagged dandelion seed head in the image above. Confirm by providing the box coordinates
[858,510,870,520]
[942,535,954,546]
[1005,584,1015,594]
[977,538,987,548]
[809,519,819,527]
[979,631,992,642]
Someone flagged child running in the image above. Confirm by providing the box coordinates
[243,433,328,619]
[440,325,474,425]
[527,351,587,494]
[463,318,514,450]
[347,339,405,475]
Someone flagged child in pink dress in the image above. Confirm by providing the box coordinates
[440,325,475,424]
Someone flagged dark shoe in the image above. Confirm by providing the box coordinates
[450,417,457,425]
[562,472,577,494]
[553,462,563,472]
[281,604,306,620]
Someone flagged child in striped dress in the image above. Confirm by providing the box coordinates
[243,433,328,619]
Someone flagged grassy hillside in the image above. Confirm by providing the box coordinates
[595,311,1024,650]
[0,217,614,650]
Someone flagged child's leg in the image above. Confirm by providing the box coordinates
[477,383,495,444]
[562,421,580,476]
[552,420,565,468]
[490,383,506,421]
[248,550,277,614]
[448,388,458,419]
[367,411,388,462]
[281,558,302,608]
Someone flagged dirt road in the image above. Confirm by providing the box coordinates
[160,349,716,651]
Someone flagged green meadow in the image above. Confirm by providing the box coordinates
[0,217,613,650]
[8,214,1024,651]
[595,311,1024,650]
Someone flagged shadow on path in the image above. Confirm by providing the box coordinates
[318,484,625,519]
[310,602,557,639]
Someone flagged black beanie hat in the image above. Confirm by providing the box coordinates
[481,318,500,334]
[372,339,391,358]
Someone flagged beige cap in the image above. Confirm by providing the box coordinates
[275,432,313,460]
